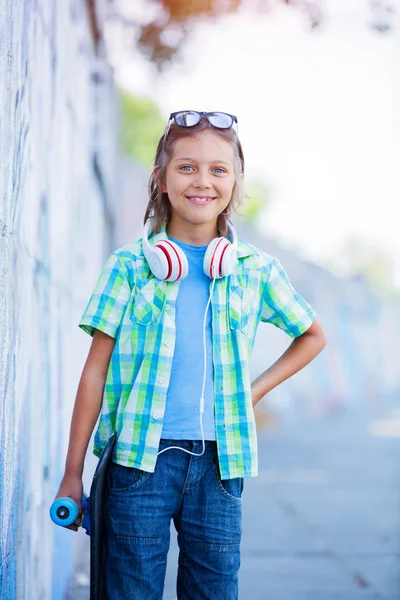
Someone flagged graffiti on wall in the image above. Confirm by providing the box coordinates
[0,1,118,598]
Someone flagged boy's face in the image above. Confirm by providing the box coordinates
[161,129,237,234]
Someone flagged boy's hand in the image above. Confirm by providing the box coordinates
[53,474,84,532]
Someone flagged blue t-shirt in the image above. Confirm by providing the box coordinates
[161,237,215,440]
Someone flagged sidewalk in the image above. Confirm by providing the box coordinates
[67,395,400,599]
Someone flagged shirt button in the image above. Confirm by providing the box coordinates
[152,411,163,420]
[164,340,169,346]
[165,304,170,311]
[158,377,165,384]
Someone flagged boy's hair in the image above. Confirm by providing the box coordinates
[144,117,245,237]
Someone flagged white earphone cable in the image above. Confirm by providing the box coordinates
[157,274,217,457]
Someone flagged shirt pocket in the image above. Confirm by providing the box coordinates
[130,278,166,326]
[229,283,252,333]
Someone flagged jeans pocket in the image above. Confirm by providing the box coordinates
[107,461,151,492]
[212,459,243,504]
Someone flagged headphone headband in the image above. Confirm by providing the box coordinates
[142,219,155,257]
[225,220,238,250]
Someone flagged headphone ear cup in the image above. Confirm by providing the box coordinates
[146,246,170,280]
[219,243,237,277]
[155,240,188,281]
[203,237,232,279]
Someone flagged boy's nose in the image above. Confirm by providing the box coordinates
[193,174,212,188]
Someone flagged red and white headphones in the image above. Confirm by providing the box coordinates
[142,219,238,282]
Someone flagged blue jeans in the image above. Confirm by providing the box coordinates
[104,439,244,599]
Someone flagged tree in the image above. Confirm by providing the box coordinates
[240,180,271,224]
[338,236,397,294]
[88,1,396,70]
[120,92,165,167]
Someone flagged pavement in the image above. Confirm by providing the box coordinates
[66,394,400,599]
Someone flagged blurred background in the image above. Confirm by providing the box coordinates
[1,0,399,598]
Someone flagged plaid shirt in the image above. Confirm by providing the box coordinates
[79,226,316,479]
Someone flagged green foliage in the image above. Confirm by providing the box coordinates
[119,90,165,168]
[240,180,271,223]
[340,236,396,293]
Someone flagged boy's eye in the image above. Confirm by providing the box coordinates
[178,165,226,174]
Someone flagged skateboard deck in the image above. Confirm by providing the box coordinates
[89,432,117,600]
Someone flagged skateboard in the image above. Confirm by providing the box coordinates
[50,432,117,599]
[88,432,117,599]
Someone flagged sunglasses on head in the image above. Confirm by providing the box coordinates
[170,110,237,129]
[162,111,238,152]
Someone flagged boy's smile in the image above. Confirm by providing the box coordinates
[161,130,237,244]
[185,195,217,205]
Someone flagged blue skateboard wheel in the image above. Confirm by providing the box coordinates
[50,494,87,527]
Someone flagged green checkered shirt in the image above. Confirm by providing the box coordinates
[79,226,316,479]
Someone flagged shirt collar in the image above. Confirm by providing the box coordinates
[150,224,256,260]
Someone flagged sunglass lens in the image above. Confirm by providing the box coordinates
[174,111,201,127]
[207,112,233,129]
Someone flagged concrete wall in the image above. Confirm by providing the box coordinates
[0,1,119,598]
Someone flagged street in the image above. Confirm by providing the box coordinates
[68,395,400,599]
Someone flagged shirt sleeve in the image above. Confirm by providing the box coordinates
[79,252,131,339]
[260,256,316,338]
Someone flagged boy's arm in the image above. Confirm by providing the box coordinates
[251,319,326,408]
[53,329,116,531]
[64,328,116,477]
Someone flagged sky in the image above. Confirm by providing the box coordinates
[107,0,400,288]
